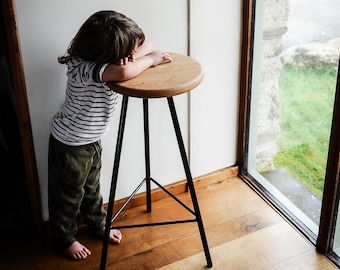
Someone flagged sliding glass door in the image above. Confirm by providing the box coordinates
[244,0,339,239]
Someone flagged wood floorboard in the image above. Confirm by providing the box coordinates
[0,176,337,270]
[159,222,334,270]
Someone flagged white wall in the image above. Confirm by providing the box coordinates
[14,0,241,221]
[190,0,241,175]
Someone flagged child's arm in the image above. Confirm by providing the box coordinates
[115,41,155,66]
[102,48,172,82]
[132,41,155,59]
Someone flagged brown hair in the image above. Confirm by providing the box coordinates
[58,10,145,64]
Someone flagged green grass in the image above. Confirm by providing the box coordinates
[274,65,338,198]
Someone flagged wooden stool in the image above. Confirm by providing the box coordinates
[100,53,212,269]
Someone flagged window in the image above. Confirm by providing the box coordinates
[239,0,340,266]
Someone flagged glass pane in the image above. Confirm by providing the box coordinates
[248,0,339,236]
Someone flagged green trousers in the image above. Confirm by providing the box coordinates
[48,135,106,251]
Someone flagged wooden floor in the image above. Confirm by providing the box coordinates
[0,176,337,270]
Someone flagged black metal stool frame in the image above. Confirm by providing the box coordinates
[100,95,212,269]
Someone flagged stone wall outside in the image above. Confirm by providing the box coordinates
[255,0,289,172]
[255,0,340,172]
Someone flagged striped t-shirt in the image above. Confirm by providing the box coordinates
[51,58,118,146]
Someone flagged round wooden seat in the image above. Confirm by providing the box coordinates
[107,53,203,98]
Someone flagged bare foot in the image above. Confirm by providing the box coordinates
[97,228,122,244]
[64,241,91,260]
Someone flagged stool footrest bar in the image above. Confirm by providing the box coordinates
[110,219,197,230]
[111,178,147,222]
[150,178,196,216]
[111,176,196,223]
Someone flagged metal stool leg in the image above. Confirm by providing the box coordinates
[143,99,152,212]
[167,97,213,268]
[100,95,129,270]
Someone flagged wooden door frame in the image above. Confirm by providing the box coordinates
[237,0,254,173]
[316,58,340,259]
[2,0,43,230]
[237,0,340,266]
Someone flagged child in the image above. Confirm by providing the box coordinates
[48,10,172,260]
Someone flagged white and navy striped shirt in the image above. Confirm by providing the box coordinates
[51,58,118,146]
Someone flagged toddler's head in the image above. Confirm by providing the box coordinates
[59,10,145,64]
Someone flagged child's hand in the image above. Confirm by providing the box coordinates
[148,51,172,67]
[116,55,135,66]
